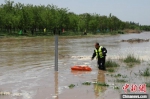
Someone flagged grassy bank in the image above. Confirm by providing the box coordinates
[0,30,126,38]
[1,28,144,38]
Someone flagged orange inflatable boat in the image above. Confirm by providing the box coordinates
[71,65,92,71]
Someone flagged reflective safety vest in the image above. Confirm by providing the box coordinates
[95,46,104,58]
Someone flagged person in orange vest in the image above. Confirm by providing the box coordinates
[91,42,107,70]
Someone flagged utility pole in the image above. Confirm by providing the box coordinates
[54,28,58,71]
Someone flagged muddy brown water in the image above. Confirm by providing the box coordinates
[0,32,150,99]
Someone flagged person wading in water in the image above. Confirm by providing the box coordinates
[91,42,107,70]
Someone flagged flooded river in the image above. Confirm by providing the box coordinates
[0,32,150,99]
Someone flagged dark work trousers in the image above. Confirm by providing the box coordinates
[97,57,106,70]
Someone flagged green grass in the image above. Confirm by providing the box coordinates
[139,68,150,76]
[122,75,127,78]
[123,54,141,64]
[68,84,75,88]
[127,63,135,67]
[69,81,109,89]
[116,79,127,83]
[105,59,120,67]
[93,82,109,86]
[114,73,122,77]
[114,86,119,89]
[146,82,150,87]
[107,68,115,72]
[82,82,91,85]
[110,74,127,78]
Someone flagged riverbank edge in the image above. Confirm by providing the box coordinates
[0,30,148,39]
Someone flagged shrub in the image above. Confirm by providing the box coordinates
[146,82,150,87]
[139,68,150,76]
[107,68,115,72]
[124,54,141,63]
[105,59,120,67]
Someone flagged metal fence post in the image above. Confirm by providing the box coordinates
[54,28,59,99]
[55,30,58,71]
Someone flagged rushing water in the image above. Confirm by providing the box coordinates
[0,32,150,99]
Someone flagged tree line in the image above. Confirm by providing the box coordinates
[0,0,150,35]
